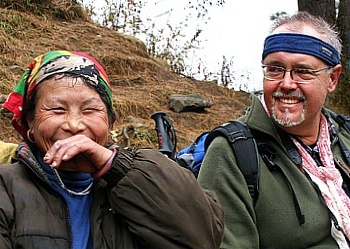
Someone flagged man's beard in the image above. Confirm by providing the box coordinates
[271,105,305,127]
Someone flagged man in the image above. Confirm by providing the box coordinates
[198,11,350,248]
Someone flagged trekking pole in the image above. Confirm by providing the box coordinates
[151,111,177,160]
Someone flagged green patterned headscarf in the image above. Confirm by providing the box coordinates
[3,50,116,140]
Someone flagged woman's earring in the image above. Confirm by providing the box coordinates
[27,129,35,143]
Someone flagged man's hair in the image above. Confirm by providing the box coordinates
[269,11,342,56]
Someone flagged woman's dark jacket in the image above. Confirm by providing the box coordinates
[0,142,224,249]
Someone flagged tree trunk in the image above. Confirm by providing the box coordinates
[298,0,350,115]
[298,0,336,26]
[328,0,350,115]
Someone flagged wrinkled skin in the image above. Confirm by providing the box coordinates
[262,25,342,146]
[26,76,113,173]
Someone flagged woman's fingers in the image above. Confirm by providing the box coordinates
[44,138,83,166]
[43,135,112,173]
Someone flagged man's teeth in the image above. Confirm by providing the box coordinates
[279,98,299,104]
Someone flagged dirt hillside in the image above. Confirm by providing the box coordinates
[0,2,251,152]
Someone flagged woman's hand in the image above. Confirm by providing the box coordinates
[43,134,113,173]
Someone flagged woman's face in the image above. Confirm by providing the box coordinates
[26,76,110,153]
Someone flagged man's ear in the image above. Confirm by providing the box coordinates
[328,64,342,93]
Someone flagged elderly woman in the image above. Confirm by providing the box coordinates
[0,50,223,249]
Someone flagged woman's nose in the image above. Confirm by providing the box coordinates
[62,115,86,134]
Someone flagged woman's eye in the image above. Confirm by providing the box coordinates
[83,108,99,113]
[51,107,65,112]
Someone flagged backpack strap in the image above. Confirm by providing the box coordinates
[326,110,350,164]
[204,121,260,200]
[329,111,350,134]
[275,126,302,168]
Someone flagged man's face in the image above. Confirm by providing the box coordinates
[263,52,332,127]
[262,26,340,133]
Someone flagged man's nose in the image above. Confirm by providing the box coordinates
[280,70,298,89]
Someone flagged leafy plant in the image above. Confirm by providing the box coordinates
[0,21,14,35]
[80,0,225,77]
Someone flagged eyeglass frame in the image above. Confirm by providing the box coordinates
[261,65,333,84]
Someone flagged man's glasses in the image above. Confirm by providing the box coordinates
[262,65,333,84]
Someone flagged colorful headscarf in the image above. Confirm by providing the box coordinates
[3,50,116,140]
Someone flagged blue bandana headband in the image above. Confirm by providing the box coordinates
[262,33,339,66]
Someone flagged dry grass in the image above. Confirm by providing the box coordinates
[0,2,250,151]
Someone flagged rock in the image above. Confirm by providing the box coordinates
[169,93,212,113]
